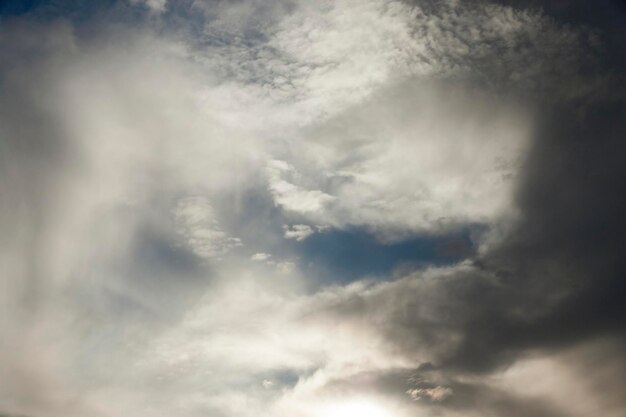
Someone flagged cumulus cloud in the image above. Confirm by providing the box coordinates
[272,82,531,237]
[267,160,336,215]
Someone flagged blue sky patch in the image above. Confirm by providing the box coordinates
[295,226,481,284]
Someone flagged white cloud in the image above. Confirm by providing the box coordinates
[267,160,336,215]
[283,224,315,241]
[185,0,588,237]
[173,196,242,259]
[127,264,408,417]
[191,0,591,132]
[251,252,272,261]
[0,24,261,416]
[264,83,531,238]
[129,0,167,13]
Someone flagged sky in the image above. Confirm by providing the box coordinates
[0,1,625,417]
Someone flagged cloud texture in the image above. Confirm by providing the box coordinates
[0,1,625,417]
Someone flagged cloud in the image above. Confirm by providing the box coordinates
[283,224,315,241]
[251,252,272,261]
[0,18,260,417]
[175,0,596,237]
[183,0,598,133]
[267,160,336,215]
[129,0,167,13]
[0,1,625,417]
[270,81,532,237]
[406,386,453,402]
[173,196,242,259]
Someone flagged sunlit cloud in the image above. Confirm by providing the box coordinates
[0,1,624,417]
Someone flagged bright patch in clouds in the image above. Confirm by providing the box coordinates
[314,398,395,417]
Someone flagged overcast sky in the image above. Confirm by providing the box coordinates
[1,1,625,417]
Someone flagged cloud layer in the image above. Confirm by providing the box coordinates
[0,1,625,417]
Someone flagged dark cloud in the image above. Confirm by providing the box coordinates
[307,3,626,415]
[316,92,626,412]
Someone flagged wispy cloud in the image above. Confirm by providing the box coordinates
[283,224,315,241]
[174,196,242,259]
